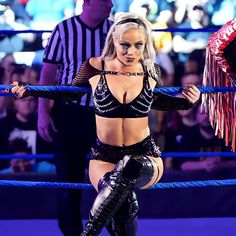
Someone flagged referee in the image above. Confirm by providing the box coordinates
[37,1,113,235]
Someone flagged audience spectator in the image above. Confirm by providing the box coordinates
[211,0,236,26]
[180,106,236,172]
[0,0,34,52]
[10,65,38,84]
[174,0,210,25]
[163,72,202,169]
[184,49,206,75]
[156,53,175,86]
[172,5,210,62]
[0,66,12,170]
[0,66,12,117]
[129,0,158,21]
[0,66,52,164]
[111,0,132,19]
[156,0,176,27]
[0,96,35,153]
[10,0,31,26]
[25,0,75,30]
[0,53,16,83]
[0,137,55,173]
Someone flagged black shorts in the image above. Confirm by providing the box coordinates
[90,135,161,164]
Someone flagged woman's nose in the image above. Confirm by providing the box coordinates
[127,46,136,55]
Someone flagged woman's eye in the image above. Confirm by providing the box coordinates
[135,43,143,49]
[120,43,129,50]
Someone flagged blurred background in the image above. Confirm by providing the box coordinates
[0,1,236,235]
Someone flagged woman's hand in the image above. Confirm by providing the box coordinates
[182,84,201,104]
[8,81,27,98]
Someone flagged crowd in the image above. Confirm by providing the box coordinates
[0,1,235,236]
[0,0,235,174]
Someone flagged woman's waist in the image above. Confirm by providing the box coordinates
[91,134,161,164]
[96,128,150,147]
[94,134,154,153]
[96,116,148,130]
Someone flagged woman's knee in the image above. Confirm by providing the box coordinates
[122,155,164,189]
[152,157,164,182]
[142,157,163,189]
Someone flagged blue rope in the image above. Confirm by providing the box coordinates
[0,154,54,159]
[150,179,236,190]
[161,152,236,158]
[1,85,236,96]
[0,152,235,160]
[0,180,93,190]
[152,27,220,33]
[0,27,219,35]
[0,30,52,35]
[0,179,235,190]
[0,92,12,96]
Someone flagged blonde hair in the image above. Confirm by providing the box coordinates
[101,13,157,68]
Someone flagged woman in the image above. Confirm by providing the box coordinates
[10,13,200,236]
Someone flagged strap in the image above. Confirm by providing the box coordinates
[101,59,105,70]
[140,60,147,74]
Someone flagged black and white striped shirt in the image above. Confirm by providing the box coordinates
[43,16,112,106]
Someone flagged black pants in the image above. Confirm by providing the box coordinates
[52,101,96,236]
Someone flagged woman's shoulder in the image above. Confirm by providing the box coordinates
[88,57,103,71]
[72,57,103,86]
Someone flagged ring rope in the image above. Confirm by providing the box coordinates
[0,152,236,160]
[0,179,235,190]
[1,85,236,96]
[0,27,219,36]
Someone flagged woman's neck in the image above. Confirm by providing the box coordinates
[109,58,142,72]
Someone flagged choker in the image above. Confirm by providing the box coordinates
[103,70,145,76]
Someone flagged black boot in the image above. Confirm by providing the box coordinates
[107,190,139,236]
[81,156,143,236]
[81,154,154,236]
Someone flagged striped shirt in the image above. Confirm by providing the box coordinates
[43,16,112,106]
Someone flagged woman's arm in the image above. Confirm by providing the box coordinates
[151,92,194,110]
[9,60,100,100]
[151,84,200,111]
[10,82,88,100]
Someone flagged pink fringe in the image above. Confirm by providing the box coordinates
[202,46,236,151]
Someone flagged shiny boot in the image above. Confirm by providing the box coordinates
[107,190,139,236]
[81,156,143,236]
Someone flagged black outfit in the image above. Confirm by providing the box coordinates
[25,58,194,236]
[91,135,160,164]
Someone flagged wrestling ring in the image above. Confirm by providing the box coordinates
[1,23,236,236]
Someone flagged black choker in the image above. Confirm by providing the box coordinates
[103,70,145,76]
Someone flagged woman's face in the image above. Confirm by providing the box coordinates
[114,28,146,66]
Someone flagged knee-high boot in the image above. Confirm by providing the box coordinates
[99,174,139,236]
[81,156,143,236]
[81,154,155,236]
[107,190,139,236]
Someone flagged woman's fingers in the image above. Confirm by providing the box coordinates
[182,84,201,103]
[12,81,19,86]
[10,81,27,98]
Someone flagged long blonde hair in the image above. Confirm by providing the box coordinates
[101,13,157,68]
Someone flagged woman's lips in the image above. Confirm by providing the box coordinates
[125,57,135,62]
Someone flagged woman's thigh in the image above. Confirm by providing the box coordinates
[140,157,163,189]
[89,156,163,191]
[89,160,115,191]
